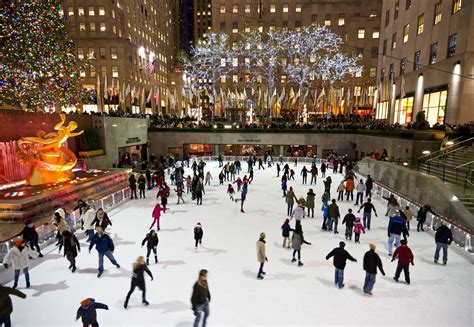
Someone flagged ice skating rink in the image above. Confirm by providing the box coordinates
[2,161,473,326]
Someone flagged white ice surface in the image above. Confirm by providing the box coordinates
[2,161,473,326]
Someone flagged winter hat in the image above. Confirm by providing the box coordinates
[196,222,202,227]
[355,217,361,222]
[54,208,66,219]
[369,243,376,251]
[260,232,266,239]
[285,218,290,223]
[14,239,25,247]
[80,299,91,307]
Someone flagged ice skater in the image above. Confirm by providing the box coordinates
[91,208,112,232]
[194,223,204,249]
[325,241,357,289]
[291,225,311,266]
[150,203,168,231]
[141,230,159,264]
[62,230,80,273]
[235,180,248,213]
[256,232,268,280]
[306,189,315,218]
[434,222,453,265]
[88,226,120,278]
[205,171,212,186]
[18,221,43,257]
[138,174,146,198]
[281,218,293,248]
[233,177,243,192]
[191,269,211,327]
[175,186,185,204]
[124,256,153,308]
[362,243,385,296]
[227,184,235,200]
[358,198,378,230]
[342,209,355,240]
[353,217,365,243]
[76,298,109,327]
[392,239,414,285]
[286,187,297,216]
[3,239,38,288]
[0,284,27,326]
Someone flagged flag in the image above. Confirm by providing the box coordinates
[146,88,152,103]
[103,75,108,100]
[278,87,286,104]
[131,85,136,99]
[96,73,101,98]
[111,78,115,98]
[302,88,309,104]
[125,83,131,96]
[156,87,160,106]
[317,87,325,104]
[145,57,157,76]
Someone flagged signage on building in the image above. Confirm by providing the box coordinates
[237,139,261,143]
[126,137,141,144]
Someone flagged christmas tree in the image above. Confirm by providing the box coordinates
[0,0,84,110]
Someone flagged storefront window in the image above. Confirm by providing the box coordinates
[376,101,389,119]
[394,96,414,125]
[422,90,447,125]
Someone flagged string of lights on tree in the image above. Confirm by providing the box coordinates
[0,0,90,110]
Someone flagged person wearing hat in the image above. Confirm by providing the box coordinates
[18,221,43,257]
[76,298,109,326]
[0,284,27,326]
[363,244,385,295]
[325,241,357,289]
[141,230,159,265]
[3,239,39,289]
[51,208,70,249]
[387,210,408,256]
[194,223,204,250]
[256,232,268,280]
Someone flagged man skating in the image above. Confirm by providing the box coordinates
[326,241,357,289]
[89,226,120,278]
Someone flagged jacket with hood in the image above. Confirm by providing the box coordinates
[0,285,26,316]
[3,244,39,270]
[76,298,108,324]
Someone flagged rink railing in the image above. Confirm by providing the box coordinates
[0,187,131,263]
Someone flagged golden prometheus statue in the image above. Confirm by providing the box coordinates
[17,114,84,186]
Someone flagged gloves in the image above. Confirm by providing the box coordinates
[265,257,268,262]
[3,263,8,269]
[391,258,395,262]
[411,261,415,266]
[382,272,386,276]
[105,305,109,310]
[150,277,154,281]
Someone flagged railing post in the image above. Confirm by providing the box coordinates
[465,234,472,252]
[442,165,445,182]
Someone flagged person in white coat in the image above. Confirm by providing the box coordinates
[3,239,39,288]
[291,198,306,229]
[82,205,96,242]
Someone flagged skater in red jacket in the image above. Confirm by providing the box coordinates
[391,239,414,285]
[150,204,168,231]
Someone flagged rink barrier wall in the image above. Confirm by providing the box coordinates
[0,187,131,263]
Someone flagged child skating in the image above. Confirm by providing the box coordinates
[150,203,168,231]
[141,230,159,264]
[194,223,203,250]
[353,217,366,243]
[227,184,235,200]
[281,218,293,248]
[175,186,185,204]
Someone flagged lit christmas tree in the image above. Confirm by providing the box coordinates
[0,0,84,110]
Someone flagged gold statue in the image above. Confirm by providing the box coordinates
[17,114,84,185]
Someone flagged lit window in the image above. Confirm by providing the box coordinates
[79,23,86,31]
[89,22,96,31]
[417,14,424,34]
[447,33,457,57]
[244,24,250,33]
[270,4,276,13]
[296,3,302,12]
[355,70,362,78]
[232,74,238,83]
[59,8,64,16]
[358,28,365,39]
[257,76,262,83]
[244,75,250,83]
[338,14,345,26]
[111,48,118,60]
[78,7,84,16]
[354,86,361,96]
[452,0,462,14]
[392,33,397,49]
[112,66,119,78]
[219,4,225,13]
[232,21,238,34]
[80,69,85,78]
[232,5,238,13]
[281,58,287,66]
[394,0,399,19]
[88,7,95,16]
[434,1,442,24]
[281,75,287,83]
[112,10,116,19]
[403,24,409,43]
[370,10,378,17]
[220,58,226,67]
[430,43,438,64]
[232,58,238,67]
[369,67,377,77]
[90,66,96,78]
[99,6,105,16]
[100,66,107,77]
[283,3,288,13]
[325,14,331,26]
[245,4,250,13]
[406,0,411,10]
[88,48,96,59]
[77,48,84,60]
[100,23,106,32]
[372,28,380,39]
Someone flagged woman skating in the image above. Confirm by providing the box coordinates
[286,186,297,216]
[124,256,153,309]
[91,208,112,232]
[141,230,159,264]
[291,225,311,266]
[150,203,168,231]
[62,230,80,272]
[191,269,211,327]
[306,189,316,218]
[3,240,38,288]
[194,223,204,249]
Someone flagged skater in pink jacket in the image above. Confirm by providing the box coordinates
[353,217,366,243]
[150,204,168,231]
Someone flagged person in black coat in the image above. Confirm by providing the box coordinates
[194,223,204,250]
[141,230,159,264]
[91,208,112,231]
[362,243,385,295]
[76,298,108,326]
[365,175,373,198]
[191,269,211,327]
[434,222,453,265]
[0,285,26,326]
[137,175,146,198]
[18,221,43,257]
[342,209,356,241]
[129,174,138,199]
[62,230,80,273]
[124,256,153,308]
[416,204,433,232]
[326,241,357,289]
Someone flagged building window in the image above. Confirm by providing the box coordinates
[90,66,96,78]
[369,67,377,77]
[270,4,276,13]
[447,33,457,57]
[232,58,238,67]
[452,0,462,14]
[338,14,345,26]
[403,24,409,43]
[220,21,226,31]
[100,66,107,77]
[281,75,287,83]
[296,3,302,12]
[99,6,105,16]
[358,28,365,39]
[356,48,364,58]
[423,90,447,125]
[295,21,301,30]
[311,14,318,25]
[413,50,421,70]
[283,3,288,13]
[89,22,96,31]
[395,96,414,124]
[220,76,226,84]
[79,23,86,31]
[371,47,378,58]
[219,5,225,13]
[68,7,74,16]
[405,0,411,10]
[417,14,424,34]
[232,21,238,34]
[385,9,390,27]
[78,7,84,16]
[372,28,380,39]
[430,43,438,64]
[434,1,442,24]
[392,33,397,49]
[232,74,238,83]
[100,47,106,60]
[110,47,118,60]
[376,101,389,119]
[245,4,250,13]
[370,10,378,17]
[354,86,362,96]
[244,22,250,33]
[100,23,106,31]
[324,14,331,26]
[77,48,84,60]
[383,39,387,55]
[394,0,399,19]
[88,6,95,16]
[232,4,238,13]
[112,66,119,78]
[220,58,226,67]
[400,57,406,73]
[88,48,96,59]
